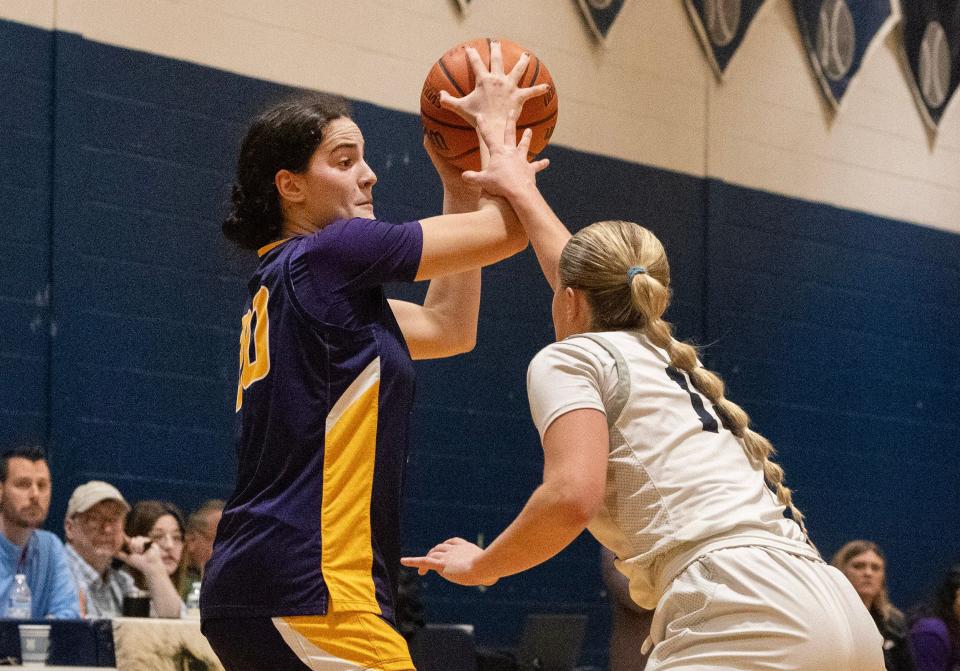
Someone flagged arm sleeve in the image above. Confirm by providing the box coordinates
[46,538,81,619]
[300,218,423,292]
[527,340,608,440]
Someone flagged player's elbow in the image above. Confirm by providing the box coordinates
[450,329,477,354]
[551,484,602,527]
[504,226,529,258]
[439,321,477,356]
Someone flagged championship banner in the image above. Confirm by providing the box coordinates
[901,0,960,130]
[577,0,628,43]
[684,0,769,77]
[793,0,896,110]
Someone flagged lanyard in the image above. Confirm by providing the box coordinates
[15,533,31,575]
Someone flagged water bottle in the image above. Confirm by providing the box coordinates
[5,574,32,619]
[185,581,201,617]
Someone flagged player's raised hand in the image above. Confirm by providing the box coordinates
[460,110,550,199]
[401,537,498,587]
[440,41,550,128]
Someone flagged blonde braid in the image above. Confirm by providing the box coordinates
[559,220,811,539]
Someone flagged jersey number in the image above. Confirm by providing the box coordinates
[235,286,271,412]
[665,366,719,433]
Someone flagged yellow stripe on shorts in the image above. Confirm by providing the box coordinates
[274,612,413,671]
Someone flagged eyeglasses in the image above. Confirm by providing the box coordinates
[148,531,184,546]
[78,513,123,530]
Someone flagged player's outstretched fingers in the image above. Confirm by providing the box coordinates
[400,555,444,576]
[489,40,504,75]
[518,82,551,105]
[508,52,531,85]
[469,112,500,153]
[439,89,466,116]
[531,158,550,174]
[517,127,533,154]
[464,45,487,77]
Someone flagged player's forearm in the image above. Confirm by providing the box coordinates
[416,186,484,355]
[505,188,570,291]
[471,482,591,583]
[420,270,481,354]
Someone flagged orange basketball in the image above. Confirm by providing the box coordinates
[420,38,559,171]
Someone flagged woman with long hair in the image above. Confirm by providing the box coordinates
[200,44,551,671]
[123,500,187,618]
[832,540,915,671]
[404,116,885,670]
[910,565,960,671]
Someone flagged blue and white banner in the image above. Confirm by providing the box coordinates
[577,0,628,43]
[901,0,960,130]
[793,0,896,110]
[684,0,769,77]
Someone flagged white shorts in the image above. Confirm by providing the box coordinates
[645,546,885,671]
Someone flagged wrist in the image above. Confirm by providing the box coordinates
[501,181,540,208]
[443,189,481,214]
[470,549,498,584]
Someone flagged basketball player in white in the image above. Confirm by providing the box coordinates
[402,114,885,670]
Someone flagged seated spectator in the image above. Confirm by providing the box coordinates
[63,481,183,618]
[0,445,79,618]
[123,500,187,617]
[909,564,960,671]
[181,499,224,598]
[831,540,915,671]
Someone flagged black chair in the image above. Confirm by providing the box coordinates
[409,623,478,671]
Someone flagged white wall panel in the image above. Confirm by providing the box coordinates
[707,0,960,233]
[0,0,956,232]
[0,0,54,29]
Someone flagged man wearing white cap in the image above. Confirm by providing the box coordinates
[63,481,183,618]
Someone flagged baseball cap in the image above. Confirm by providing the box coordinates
[66,481,130,518]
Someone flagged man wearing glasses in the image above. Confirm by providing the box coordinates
[63,481,181,617]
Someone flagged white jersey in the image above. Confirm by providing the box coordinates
[526,330,819,609]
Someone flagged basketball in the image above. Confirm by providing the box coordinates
[420,38,559,171]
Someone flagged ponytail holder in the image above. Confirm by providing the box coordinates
[626,265,647,284]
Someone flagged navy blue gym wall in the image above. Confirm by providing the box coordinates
[0,21,53,449]
[1,17,958,667]
[704,182,960,604]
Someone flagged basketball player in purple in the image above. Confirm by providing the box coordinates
[201,44,550,670]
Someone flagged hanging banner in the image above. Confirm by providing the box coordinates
[901,0,960,130]
[684,0,769,77]
[577,0,628,43]
[793,0,896,110]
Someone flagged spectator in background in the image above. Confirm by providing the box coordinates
[831,540,915,671]
[181,499,224,598]
[909,565,960,671]
[0,445,79,618]
[123,500,188,617]
[601,547,652,671]
[63,481,183,618]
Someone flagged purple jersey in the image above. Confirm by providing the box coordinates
[201,217,423,622]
